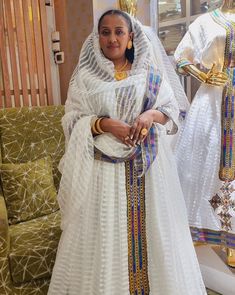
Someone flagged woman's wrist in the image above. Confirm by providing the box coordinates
[145,109,169,125]
[100,117,115,133]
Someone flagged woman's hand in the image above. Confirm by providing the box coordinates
[130,110,169,144]
[100,118,133,146]
[129,111,154,145]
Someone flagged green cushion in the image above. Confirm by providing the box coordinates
[0,157,59,224]
[9,211,61,284]
[0,106,65,190]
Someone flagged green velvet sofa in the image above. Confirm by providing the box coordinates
[0,105,65,294]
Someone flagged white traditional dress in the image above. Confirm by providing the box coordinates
[175,9,235,248]
[48,15,206,295]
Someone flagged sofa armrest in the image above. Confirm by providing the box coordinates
[0,194,9,257]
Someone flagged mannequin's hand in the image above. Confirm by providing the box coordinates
[205,64,228,86]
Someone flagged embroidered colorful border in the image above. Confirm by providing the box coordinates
[211,10,235,181]
[133,127,157,177]
[125,160,149,295]
[176,58,193,74]
[191,226,235,248]
[148,66,161,97]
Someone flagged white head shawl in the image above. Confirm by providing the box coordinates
[63,12,189,140]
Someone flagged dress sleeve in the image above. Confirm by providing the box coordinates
[156,77,179,135]
[174,18,204,74]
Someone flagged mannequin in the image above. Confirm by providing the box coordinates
[221,0,235,12]
[174,0,235,267]
[119,0,137,17]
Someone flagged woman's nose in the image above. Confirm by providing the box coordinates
[109,33,117,43]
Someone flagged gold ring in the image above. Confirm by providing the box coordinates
[140,128,148,136]
[124,136,129,141]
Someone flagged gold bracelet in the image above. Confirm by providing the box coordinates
[91,117,100,135]
[95,117,105,134]
[92,124,100,135]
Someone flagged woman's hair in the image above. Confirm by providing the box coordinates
[98,9,134,63]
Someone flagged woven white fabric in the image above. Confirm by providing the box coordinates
[48,14,206,295]
[174,12,235,233]
[144,25,190,114]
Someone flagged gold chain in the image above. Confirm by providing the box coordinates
[114,59,129,81]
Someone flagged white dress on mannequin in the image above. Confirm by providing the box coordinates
[175,10,235,246]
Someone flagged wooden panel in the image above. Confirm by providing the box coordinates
[31,0,46,105]
[39,0,53,105]
[4,0,20,106]
[0,0,11,107]
[22,0,37,106]
[1,89,46,95]
[0,0,54,108]
[14,0,29,106]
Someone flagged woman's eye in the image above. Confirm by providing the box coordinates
[116,30,124,36]
[101,30,110,36]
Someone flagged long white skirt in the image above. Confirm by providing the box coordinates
[175,84,235,235]
[48,133,206,295]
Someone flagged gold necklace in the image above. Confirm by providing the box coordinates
[114,59,128,81]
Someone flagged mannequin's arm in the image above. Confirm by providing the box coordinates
[177,61,228,86]
[181,64,208,83]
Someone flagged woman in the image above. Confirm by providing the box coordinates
[174,0,235,266]
[48,9,206,295]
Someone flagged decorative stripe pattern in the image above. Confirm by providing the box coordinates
[211,9,235,181]
[133,127,158,177]
[125,160,149,295]
[176,58,193,73]
[191,226,235,248]
[148,66,161,97]
[209,181,235,231]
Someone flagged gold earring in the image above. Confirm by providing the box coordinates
[127,40,132,50]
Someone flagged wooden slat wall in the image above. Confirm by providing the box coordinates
[31,0,46,105]
[4,0,21,107]
[0,0,10,107]
[0,0,53,107]
[14,0,29,106]
[39,0,53,105]
[22,0,37,106]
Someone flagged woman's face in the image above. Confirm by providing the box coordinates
[99,14,132,62]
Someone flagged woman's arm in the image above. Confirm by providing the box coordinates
[97,118,134,146]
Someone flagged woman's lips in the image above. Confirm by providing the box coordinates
[107,46,119,49]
